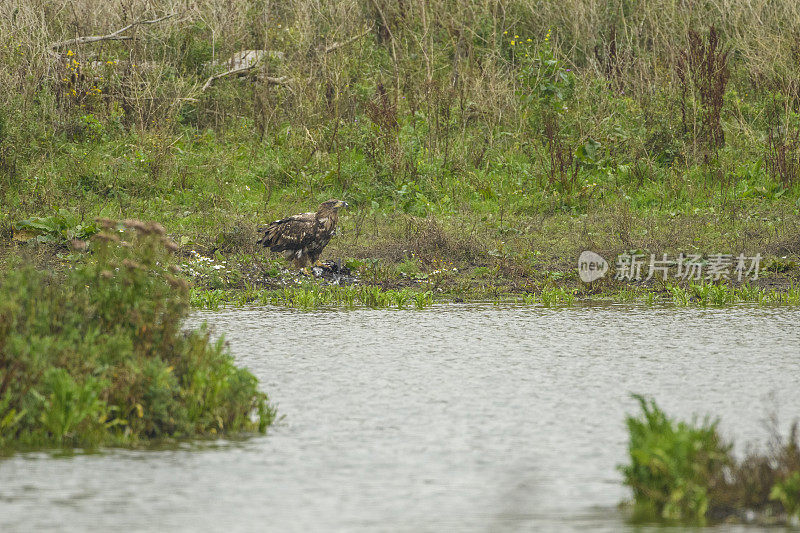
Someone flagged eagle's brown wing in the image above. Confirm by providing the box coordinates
[257,212,318,253]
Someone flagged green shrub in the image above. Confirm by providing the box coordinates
[622,397,800,524]
[620,395,731,523]
[0,219,274,450]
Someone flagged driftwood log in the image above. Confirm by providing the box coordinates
[46,16,372,99]
[49,13,177,51]
[200,25,373,93]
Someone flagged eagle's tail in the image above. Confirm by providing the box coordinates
[256,225,270,247]
[256,223,279,249]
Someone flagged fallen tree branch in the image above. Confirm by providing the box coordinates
[198,25,371,94]
[198,25,370,95]
[259,75,292,86]
[201,64,256,92]
[201,60,290,92]
[321,25,373,54]
[50,13,178,50]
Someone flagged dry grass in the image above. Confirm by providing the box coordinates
[4,0,800,138]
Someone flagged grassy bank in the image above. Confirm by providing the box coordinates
[1,0,799,293]
[622,396,800,526]
[0,220,274,451]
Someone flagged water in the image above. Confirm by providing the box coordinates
[2,303,799,532]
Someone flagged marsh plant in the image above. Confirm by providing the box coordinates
[0,220,274,450]
[621,395,800,525]
[539,287,576,307]
[190,284,435,310]
[621,395,730,523]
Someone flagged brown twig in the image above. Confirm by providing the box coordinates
[50,13,178,50]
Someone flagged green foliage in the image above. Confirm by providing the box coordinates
[191,288,226,310]
[37,369,105,445]
[515,30,574,110]
[396,257,421,277]
[13,209,98,245]
[0,220,274,450]
[621,397,800,524]
[770,471,800,519]
[188,284,436,310]
[539,287,576,306]
[620,395,731,523]
[413,291,434,309]
[690,282,735,306]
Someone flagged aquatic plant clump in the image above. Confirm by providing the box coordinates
[0,219,274,450]
[621,395,800,525]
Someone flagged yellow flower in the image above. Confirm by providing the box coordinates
[527,38,532,42]
[511,40,515,46]
[66,49,74,56]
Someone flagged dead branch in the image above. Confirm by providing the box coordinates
[198,25,371,94]
[258,75,292,86]
[321,25,374,54]
[50,13,178,50]
[201,64,256,92]
[201,60,289,92]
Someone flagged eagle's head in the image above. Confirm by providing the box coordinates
[319,199,348,211]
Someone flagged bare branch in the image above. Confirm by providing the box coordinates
[50,13,178,50]
[201,61,290,92]
[201,64,255,92]
[197,24,371,96]
[321,25,374,54]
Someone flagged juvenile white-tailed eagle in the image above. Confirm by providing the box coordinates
[257,199,347,269]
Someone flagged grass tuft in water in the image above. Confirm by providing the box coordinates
[539,287,576,307]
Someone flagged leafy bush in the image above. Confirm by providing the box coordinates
[620,395,731,523]
[622,396,800,525]
[0,219,274,450]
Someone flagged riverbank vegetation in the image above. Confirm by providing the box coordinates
[1,0,799,294]
[622,396,800,525]
[188,279,800,309]
[0,220,274,451]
